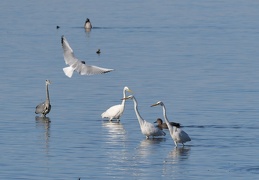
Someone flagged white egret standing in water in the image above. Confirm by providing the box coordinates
[101,86,132,121]
[61,35,114,78]
[123,95,166,139]
[35,80,51,117]
[151,101,191,147]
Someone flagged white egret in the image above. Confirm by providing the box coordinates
[101,86,132,121]
[61,35,114,78]
[154,118,181,130]
[151,101,191,147]
[123,95,166,139]
[84,18,92,29]
[35,80,51,117]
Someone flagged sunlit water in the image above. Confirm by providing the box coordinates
[0,0,259,179]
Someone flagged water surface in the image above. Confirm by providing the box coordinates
[0,0,259,179]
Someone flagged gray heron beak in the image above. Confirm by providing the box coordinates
[151,104,158,107]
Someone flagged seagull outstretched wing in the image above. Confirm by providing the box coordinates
[61,36,114,77]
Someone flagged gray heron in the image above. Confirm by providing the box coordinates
[35,80,51,117]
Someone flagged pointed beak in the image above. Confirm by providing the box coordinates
[128,89,133,93]
[150,104,157,107]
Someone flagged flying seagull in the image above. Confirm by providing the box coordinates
[61,35,114,78]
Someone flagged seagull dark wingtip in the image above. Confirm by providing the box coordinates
[61,35,64,44]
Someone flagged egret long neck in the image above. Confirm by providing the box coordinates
[46,84,50,101]
[162,104,174,131]
[121,89,127,106]
[132,97,144,126]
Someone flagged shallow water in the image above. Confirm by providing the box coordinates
[1,0,259,179]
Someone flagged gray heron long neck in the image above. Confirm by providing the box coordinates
[46,84,50,101]
[162,105,169,124]
[132,97,144,126]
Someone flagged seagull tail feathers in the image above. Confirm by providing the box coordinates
[63,66,74,78]
[101,112,106,118]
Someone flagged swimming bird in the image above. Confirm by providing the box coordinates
[35,80,51,117]
[101,86,132,121]
[123,95,166,139]
[84,18,92,29]
[96,49,101,54]
[154,118,181,129]
[61,35,114,78]
[151,101,191,147]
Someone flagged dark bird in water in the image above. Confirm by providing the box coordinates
[154,118,181,130]
[84,18,92,29]
[96,49,101,54]
[35,80,51,117]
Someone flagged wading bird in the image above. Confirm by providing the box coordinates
[101,86,132,121]
[151,101,191,147]
[35,80,51,117]
[154,118,181,130]
[123,95,166,139]
[84,18,92,29]
[61,35,114,78]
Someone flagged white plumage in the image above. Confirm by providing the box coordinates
[101,86,132,121]
[61,35,114,78]
[124,95,166,139]
[151,101,191,147]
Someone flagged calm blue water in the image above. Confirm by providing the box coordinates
[1,0,259,179]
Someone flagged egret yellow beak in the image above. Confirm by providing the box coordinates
[127,89,133,93]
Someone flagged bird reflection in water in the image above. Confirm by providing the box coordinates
[135,138,166,158]
[102,121,126,141]
[168,146,191,160]
[35,116,51,154]
[85,27,91,33]
[162,147,191,176]
[84,23,91,37]
[102,121,128,171]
